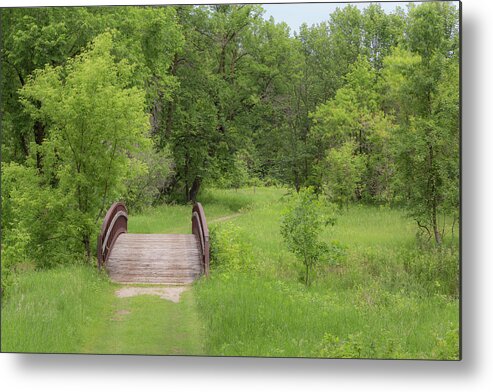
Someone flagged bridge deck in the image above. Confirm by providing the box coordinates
[106,234,203,285]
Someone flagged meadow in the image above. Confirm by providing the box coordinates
[1,187,459,359]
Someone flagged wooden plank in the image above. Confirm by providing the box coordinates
[105,233,203,284]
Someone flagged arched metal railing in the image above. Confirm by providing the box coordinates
[192,202,210,276]
[97,202,128,270]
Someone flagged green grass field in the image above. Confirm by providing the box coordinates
[1,264,112,353]
[193,187,459,359]
[1,186,459,359]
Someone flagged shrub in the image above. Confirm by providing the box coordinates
[321,141,364,208]
[1,162,86,295]
[19,32,150,259]
[280,188,337,286]
[402,245,459,297]
[209,223,254,274]
[1,163,79,265]
[318,332,365,358]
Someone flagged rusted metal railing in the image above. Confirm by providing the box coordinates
[192,202,210,276]
[97,202,128,270]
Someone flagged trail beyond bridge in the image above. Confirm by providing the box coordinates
[97,202,210,284]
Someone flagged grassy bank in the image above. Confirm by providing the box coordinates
[195,275,458,358]
[1,264,112,353]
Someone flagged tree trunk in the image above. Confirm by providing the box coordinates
[150,92,162,138]
[189,177,202,203]
[294,167,300,193]
[428,144,442,245]
[34,120,45,171]
[83,233,91,260]
[162,54,180,146]
[164,100,175,142]
[432,199,442,245]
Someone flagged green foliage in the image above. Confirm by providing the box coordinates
[402,245,459,298]
[123,147,175,212]
[0,0,459,359]
[195,272,458,359]
[192,188,458,359]
[280,188,336,286]
[322,141,364,207]
[209,223,255,274]
[318,332,366,358]
[431,323,460,360]
[211,152,251,190]
[19,32,150,257]
[382,3,459,244]
[2,186,459,358]
[1,7,101,163]
[1,3,459,218]
[1,163,76,273]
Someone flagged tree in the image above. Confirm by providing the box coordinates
[362,3,405,70]
[280,188,334,286]
[0,7,101,164]
[1,6,183,166]
[309,57,394,201]
[19,32,150,258]
[322,142,364,208]
[382,2,459,244]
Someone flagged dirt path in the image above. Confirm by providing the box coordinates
[209,213,242,224]
[115,286,189,303]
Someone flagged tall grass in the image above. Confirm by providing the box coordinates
[1,264,112,353]
[195,274,458,359]
[192,187,460,359]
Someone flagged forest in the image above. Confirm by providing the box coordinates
[1,2,460,359]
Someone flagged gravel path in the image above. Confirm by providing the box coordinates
[115,286,189,303]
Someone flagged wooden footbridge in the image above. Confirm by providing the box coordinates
[97,202,210,284]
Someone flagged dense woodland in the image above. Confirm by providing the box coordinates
[1,3,459,293]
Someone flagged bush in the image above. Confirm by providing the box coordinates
[402,245,459,298]
[209,223,255,274]
[321,141,364,208]
[1,163,81,283]
[19,32,150,259]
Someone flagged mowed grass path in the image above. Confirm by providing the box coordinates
[1,266,205,355]
[81,288,205,355]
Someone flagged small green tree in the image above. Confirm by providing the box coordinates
[280,188,335,286]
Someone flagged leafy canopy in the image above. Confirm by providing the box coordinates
[19,31,150,256]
